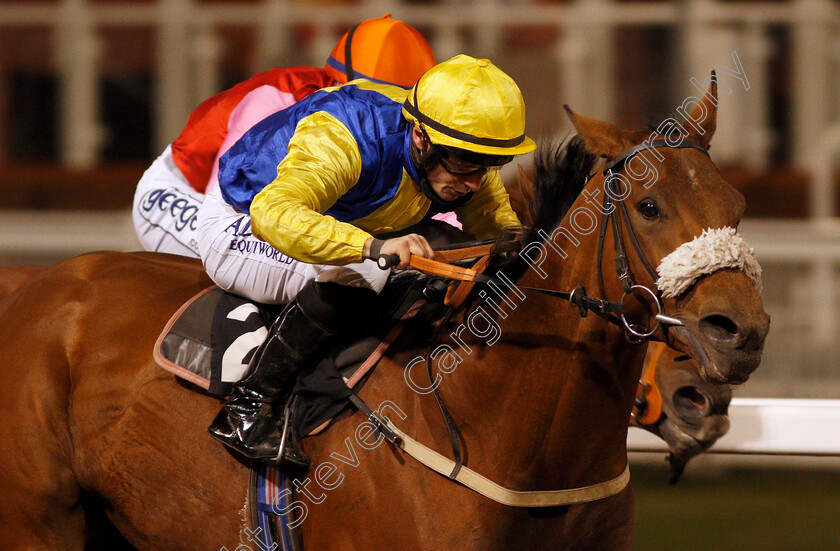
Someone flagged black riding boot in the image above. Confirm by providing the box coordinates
[208,282,374,472]
[208,295,334,471]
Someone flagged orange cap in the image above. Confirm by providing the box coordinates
[325,14,436,88]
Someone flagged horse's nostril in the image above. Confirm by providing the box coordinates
[672,386,710,420]
[703,314,739,335]
[699,313,742,345]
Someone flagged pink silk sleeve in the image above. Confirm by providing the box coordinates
[206,85,297,193]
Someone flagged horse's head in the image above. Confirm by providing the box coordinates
[633,342,732,483]
[564,74,770,384]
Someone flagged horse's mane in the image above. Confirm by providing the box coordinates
[481,135,598,291]
[522,135,597,244]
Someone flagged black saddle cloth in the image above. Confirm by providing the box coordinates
[156,271,449,437]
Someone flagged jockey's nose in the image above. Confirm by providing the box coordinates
[461,173,484,191]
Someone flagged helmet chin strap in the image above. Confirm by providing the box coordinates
[410,127,469,208]
[343,23,359,81]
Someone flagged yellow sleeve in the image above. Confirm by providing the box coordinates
[456,171,522,239]
[249,111,374,265]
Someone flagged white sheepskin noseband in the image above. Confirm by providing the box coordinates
[656,227,762,299]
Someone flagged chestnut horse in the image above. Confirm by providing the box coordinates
[428,208,734,479]
[0,79,768,550]
[507,163,733,480]
[0,264,731,485]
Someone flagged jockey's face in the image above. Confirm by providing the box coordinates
[425,163,485,201]
[410,127,486,202]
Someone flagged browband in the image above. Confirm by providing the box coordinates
[603,139,709,174]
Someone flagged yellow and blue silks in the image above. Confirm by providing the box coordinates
[217,80,520,266]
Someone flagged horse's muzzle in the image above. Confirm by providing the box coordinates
[669,270,771,385]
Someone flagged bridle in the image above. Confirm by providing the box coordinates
[471,138,711,342]
[394,138,713,344]
[592,138,710,341]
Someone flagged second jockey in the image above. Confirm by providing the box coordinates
[132,14,435,257]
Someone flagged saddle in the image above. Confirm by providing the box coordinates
[155,271,449,436]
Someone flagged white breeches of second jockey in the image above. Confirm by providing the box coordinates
[132,145,204,257]
[196,185,391,305]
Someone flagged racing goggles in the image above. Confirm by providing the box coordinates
[435,145,514,176]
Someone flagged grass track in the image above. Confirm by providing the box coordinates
[632,463,840,551]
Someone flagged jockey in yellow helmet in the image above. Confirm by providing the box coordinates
[203,55,535,471]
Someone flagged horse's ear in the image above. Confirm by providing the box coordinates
[563,105,635,158]
[687,71,717,149]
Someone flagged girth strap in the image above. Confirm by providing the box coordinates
[425,310,463,479]
[347,394,403,446]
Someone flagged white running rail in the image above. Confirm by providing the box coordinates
[628,398,840,456]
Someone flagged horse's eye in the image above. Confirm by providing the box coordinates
[638,200,660,220]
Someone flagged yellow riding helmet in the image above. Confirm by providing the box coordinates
[402,54,537,157]
[324,14,436,88]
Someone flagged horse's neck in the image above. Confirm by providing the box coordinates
[423,231,641,489]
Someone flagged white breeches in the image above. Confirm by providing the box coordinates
[196,185,390,304]
[132,145,204,257]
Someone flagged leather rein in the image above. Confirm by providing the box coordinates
[400,138,710,341]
